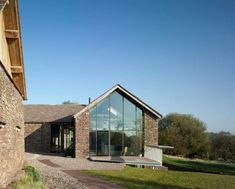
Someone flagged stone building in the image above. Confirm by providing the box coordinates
[0,0,26,187]
[24,104,85,153]
[25,85,162,162]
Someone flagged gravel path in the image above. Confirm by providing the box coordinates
[25,153,125,189]
[27,157,87,189]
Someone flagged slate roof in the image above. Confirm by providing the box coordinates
[24,104,86,123]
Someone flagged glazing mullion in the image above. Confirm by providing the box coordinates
[95,106,97,155]
[108,96,111,156]
[135,107,137,156]
[122,96,124,155]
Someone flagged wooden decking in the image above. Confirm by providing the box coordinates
[89,156,162,167]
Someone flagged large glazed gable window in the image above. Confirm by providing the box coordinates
[124,98,136,131]
[136,107,143,130]
[89,90,143,156]
[89,107,96,130]
[97,98,109,131]
[110,91,123,131]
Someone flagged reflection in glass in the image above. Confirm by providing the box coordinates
[110,131,123,156]
[89,91,144,156]
[63,126,73,150]
[136,107,143,130]
[110,92,123,130]
[51,125,74,153]
[124,131,137,156]
[89,131,96,156]
[136,131,143,155]
[97,98,109,130]
[89,107,96,130]
[97,131,109,156]
[124,98,136,130]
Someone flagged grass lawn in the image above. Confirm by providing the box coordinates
[163,156,235,175]
[83,167,235,189]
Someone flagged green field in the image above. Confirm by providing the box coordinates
[83,158,235,189]
[163,156,235,175]
[84,167,235,189]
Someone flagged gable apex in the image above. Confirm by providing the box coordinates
[74,84,162,119]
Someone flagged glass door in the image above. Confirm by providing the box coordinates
[51,125,62,152]
[51,125,74,153]
[63,125,74,150]
[97,131,109,156]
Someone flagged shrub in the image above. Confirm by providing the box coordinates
[24,166,40,182]
[10,166,47,189]
[64,144,74,157]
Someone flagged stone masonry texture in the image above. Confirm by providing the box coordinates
[0,64,24,188]
[24,123,51,153]
[144,111,159,146]
[75,110,89,158]
[41,123,51,153]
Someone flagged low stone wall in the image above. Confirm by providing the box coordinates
[0,64,24,188]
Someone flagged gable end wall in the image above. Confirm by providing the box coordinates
[0,63,24,188]
[74,108,159,158]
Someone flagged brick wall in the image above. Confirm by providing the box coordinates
[0,64,24,188]
[75,110,89,158]
[24,123,51,153]
[144,111,159,146]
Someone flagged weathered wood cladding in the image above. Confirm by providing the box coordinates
[0,12,11,75]
[0,0,26,99]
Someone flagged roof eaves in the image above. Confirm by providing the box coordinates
[0,0,8,11]
[116,85,162,118]
[3,0,27,99]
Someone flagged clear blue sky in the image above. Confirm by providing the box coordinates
[20,0,235,134]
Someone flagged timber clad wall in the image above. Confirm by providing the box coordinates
[0,64,24,188]
[24,123,51,153]
[75,110,89,158]
[144,111,158,146]
[2,0,26,99]
[0,12,11,75]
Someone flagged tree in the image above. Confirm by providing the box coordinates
[208,132,235,161]
[159,113,210,158]
[62,100,79,105]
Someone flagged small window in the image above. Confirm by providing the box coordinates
[0,121,6,129]
[15,126,21,132]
